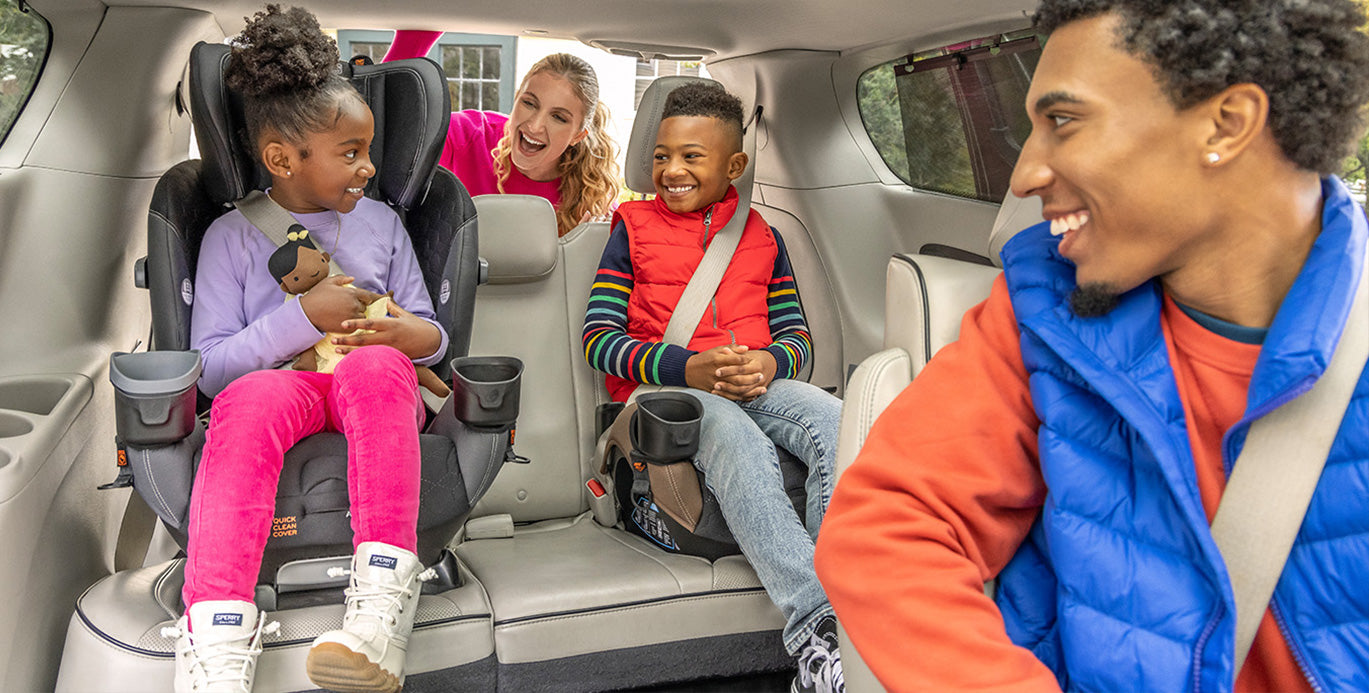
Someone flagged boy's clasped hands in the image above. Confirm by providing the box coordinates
[686,344,777,402]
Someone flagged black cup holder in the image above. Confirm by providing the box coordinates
[450,356,523,431]
[630,392,703,463]
[109,350,202,446]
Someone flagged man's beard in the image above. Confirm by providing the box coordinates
[1069,282,1121,317]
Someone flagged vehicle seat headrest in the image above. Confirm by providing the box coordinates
[988,190,1043,266]
[187,41,447,210]
[624,75,726,195]
[472,195,559,284]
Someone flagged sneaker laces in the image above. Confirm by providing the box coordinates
[161,613,280,691]
[796,628,844,693]
[327,565,438,630]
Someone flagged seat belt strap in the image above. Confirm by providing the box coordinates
[1210,243,1368,676]
[236,190,344,276]
[659,105,762,347]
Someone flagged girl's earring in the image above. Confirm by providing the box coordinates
[286,171,292,177]
[1205,152,1220,165]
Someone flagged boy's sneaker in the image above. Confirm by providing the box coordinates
[162,599,279,693]
[791,616,845,693]
[305,542,435,693]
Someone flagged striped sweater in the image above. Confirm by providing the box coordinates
[583,219,813,399]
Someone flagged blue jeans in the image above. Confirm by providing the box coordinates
[691,378,840,654]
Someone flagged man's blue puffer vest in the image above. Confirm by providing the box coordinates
[994,177,1368,693]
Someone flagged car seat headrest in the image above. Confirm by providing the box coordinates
[988,190,1043,267]
[472,194,559,284]
[188,41,447,210]
[624,75,725,195]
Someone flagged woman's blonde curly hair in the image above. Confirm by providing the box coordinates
[492,53,621,236]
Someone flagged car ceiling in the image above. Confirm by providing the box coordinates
[86,0,1034,61]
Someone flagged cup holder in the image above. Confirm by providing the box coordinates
[0,411,34,439]
[630,392,703,463]
[450,356,523,431]
[109,350,202,445]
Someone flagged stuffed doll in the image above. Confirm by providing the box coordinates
[268,226,451,398]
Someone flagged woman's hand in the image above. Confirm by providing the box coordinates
[332,300,441,360]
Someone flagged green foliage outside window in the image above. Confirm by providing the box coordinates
[0,1,48,145]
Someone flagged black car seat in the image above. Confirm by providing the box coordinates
[118,41,510,600]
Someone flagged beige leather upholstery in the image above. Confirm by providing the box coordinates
[467,196,598,522]
[475,194,560,284]
[457,514,782,663]
[459,196,790,673]
[885,254,1003,375]
[988,190,1042,266]
[54,560,495,692]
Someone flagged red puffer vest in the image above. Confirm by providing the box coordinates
[607,188,776,398]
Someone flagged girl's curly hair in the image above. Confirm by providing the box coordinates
[224,4,362,155]
[492,53,621,236]
[1033,0,1369,175]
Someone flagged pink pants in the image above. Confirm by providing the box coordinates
[182,346,423,608]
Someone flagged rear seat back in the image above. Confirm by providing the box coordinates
[832,187,1043,692]
[466,195,607,523]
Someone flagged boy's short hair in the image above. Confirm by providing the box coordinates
[661,82,745,151]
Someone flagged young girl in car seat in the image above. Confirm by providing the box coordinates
[164,6,445,693]
[384,35,620,236]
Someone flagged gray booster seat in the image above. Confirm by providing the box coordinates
[103,41,521,602]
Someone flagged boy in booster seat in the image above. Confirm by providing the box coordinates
[582,82,846,693]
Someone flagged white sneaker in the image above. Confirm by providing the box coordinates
[162,600,279,693]
[305,542,435,693]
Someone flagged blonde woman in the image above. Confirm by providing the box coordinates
[385,37,619,235]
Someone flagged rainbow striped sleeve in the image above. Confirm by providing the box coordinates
[763,231,812,380]
[582,224,694,386]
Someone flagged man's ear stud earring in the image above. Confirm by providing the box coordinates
[1206,152,1220,165]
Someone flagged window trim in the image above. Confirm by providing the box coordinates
[830,17,1032,191]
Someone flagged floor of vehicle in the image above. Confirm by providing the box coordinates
[625,670,795,691]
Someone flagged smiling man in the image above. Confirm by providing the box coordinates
[815,1,1369,691]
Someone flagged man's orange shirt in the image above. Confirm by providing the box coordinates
[817,276,1312,692]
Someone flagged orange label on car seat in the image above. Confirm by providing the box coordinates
[271,515,298,538]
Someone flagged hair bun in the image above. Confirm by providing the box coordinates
[225,4,339,99]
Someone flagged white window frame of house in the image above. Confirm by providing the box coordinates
[336,30,516,113]
[634,58,703,110]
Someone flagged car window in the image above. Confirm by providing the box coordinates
[857,30,1040,202]
[0,0,49,146]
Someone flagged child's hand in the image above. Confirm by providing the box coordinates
[712,346,777,402]
[685,345,748,394]
[299,275,368,332]
[333,301,442,360]
[685,345,776,401]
